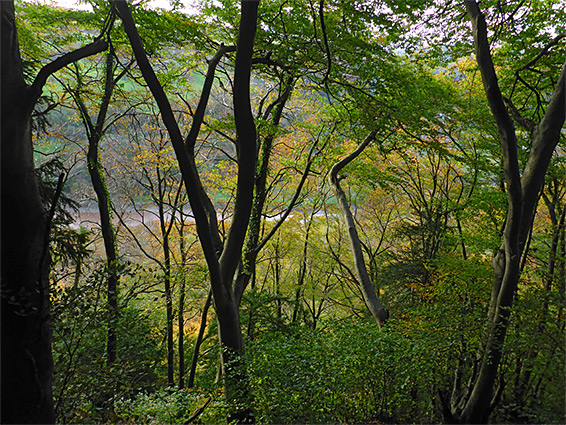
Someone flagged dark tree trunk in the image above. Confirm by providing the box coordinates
[445,2,566,423]
[178,278,186,388]
[1,1,107,422]
[292,214,313,324]
[513,188,566,402]
[156,170,175,386]
[178,205,188,389]
[542,185,566,298]
[86,141,119,365]
[112,1,260,421]
[233,78,293,305]
[79,49,120,365]
[560,217,566,303]
[161,230,175,387]
[1,17,55,420]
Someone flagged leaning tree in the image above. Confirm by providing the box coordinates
[442,1,566,423]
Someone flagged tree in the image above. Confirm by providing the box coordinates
[110,0,259,421]
[51,0,197,379]
[442,1,566,422]
[116,112,191,386]
[328,130,389,327]
[11,0,564,422]
[68,46,123,365]
[1,1,108,422]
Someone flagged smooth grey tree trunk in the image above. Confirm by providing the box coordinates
[328,131,389,328]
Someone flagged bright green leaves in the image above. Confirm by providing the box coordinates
[15,1,103,80]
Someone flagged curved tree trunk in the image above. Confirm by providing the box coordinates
[328,131,389,328]
[445,2,566,423]
[78,49,120,365]
[112,1,259,421]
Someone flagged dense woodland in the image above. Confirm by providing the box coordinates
[1,0,565,423]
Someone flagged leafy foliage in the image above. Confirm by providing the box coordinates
[11,0,566,423]
[247,320,442,424]
[114,387,225,424]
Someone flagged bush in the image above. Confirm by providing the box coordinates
[246,320,439,424]
[113,387,225,425]
[52,272,165,423]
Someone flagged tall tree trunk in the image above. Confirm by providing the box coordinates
[178,278,186,388]
[157,169,175,386]
[164,268,175,386]
[1,1,107,422]
[112,1,259,421]
[80,49,120,365]
[541,186,566,298]
[233,78,293,305]
[559,217,566,304]
[178,203,188,389]
[292,222,311,324]
[445,2,566,423]
[513,191,566,402]
[86,145,119,365]
[1,9,54,418]
[328,130,389,328]
[161,224,175,387]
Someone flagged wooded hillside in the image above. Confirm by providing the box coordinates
[1,0,564,424]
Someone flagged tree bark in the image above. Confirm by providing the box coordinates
[156,173,176,386]
[292,217,312,324]
[233,78,293,305]
[1,1,107,422]
[328,131,389,328]
[178,203,189,389]
[75,49,120,365]
[1,8,55,417]
[178,277,186,388]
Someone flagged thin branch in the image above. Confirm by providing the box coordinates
[184,397,212,424]
[255,138,321,253]
[185,44,236,151]
[518,33,566,73]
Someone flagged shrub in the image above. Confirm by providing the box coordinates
[113,387,225,425]
[246,320,439,424]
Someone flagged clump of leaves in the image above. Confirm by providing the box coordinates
[246,320,439,424]
[113,386,225,425]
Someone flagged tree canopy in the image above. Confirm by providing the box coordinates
[2,0,564,424]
